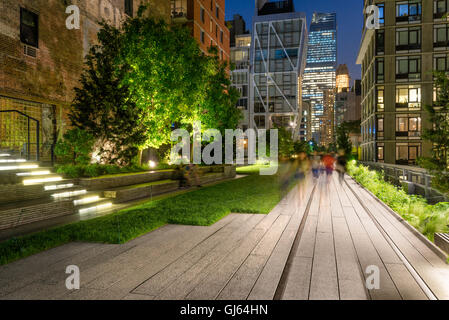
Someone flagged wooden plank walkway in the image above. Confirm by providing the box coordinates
[0,173,448,300]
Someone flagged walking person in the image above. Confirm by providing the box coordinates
[295,152,310,204]
[336,150,348,185]
[311,151,321,179]
[322,152,336,184]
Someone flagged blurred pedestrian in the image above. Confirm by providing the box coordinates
[295,152,310,204]
[336,150,348,185]
[311,151,321,179]
[322,153,336,184]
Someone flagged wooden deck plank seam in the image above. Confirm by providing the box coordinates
[344,177,437,300]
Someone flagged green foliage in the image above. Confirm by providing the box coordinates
[0,171,290,265]
[277,127,295,158]
[55,163,149,178]
[347,161,449,240]
[70,22,146,166]
[199,47,242,134]
[337,121,358,158]
[54,128,94,165]
[419,71,449,195]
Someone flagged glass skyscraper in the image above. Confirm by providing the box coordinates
[250,0,308,140]
[302,13,337,145]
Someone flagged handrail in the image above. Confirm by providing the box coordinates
[0,110,40,161]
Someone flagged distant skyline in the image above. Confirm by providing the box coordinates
[225,0,363,84]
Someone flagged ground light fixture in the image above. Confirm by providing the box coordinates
[73,196,100,206]
[149,160,157,168]
[0,154,11,157]
[79,202,112,214]
[23,176,63,185]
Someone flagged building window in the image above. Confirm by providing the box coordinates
[377,117,384,139]
[216,24,218,38]
[377,87,385,111]
[434,53,449,71]
[201,8,205,23]
[220,30,224,43]
[210,0,213,10]
[396,56,421,80]
[216,5,219,19]
[434,24,449,47]
[125,0,133,17]
[171,0,187,18]
[378,145,385,161]
[376,58,385,82]
[20,8,38,48]
[396,115,421,137]
[396,85,421,109]
[434,0,449,19]
[378,3,385,25]
[396,27,421,51]
[210,20,213,33]
[396,143,421,164]
[396,1,422,23]
[201,31,205,44]
[376,30,385,55]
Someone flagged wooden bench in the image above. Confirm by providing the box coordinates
[435,233,449,255]
[103,180,180,203]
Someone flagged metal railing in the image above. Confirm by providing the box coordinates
[0,110,40,161]
[359,161,447,202]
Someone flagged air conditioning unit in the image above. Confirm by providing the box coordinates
[23,45,37,58]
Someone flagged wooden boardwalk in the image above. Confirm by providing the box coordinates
[0,174,448,300]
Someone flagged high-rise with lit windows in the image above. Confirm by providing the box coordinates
[357,0,441,165]
[302,12,337,145]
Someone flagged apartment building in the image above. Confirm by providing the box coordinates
[0,0,169,161]
[357,0,443,165]
[171,0,230,60]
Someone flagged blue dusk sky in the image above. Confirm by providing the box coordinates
[225,0,364,83]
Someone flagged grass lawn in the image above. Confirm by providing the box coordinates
[0,167,290,265]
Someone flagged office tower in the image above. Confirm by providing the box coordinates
[250,0,308,140]
[302,12,337,146]
[336,64,350,93]
[357,0,438,165]
[171,0,230,61]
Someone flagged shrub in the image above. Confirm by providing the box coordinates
[55,164,151,179]
[347,161,449,241]
[54,128,95,165]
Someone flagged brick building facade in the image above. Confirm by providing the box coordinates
[171,0,230,61]
[0,0,169,161]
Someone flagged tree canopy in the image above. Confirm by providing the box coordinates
[68,5,241,165]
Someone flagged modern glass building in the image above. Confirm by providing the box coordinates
[250,0,308,140]
[302,12,337,145]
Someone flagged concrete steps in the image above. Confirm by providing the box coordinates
[0,156,115,230]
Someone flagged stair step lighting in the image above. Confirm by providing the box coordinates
[0,165,39,171]
[17,170,51,177]
[45,183,74,191]
[51,190,87,199]
[23,176,63,185]
[74,196,100,206]
[79,202,112,214]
